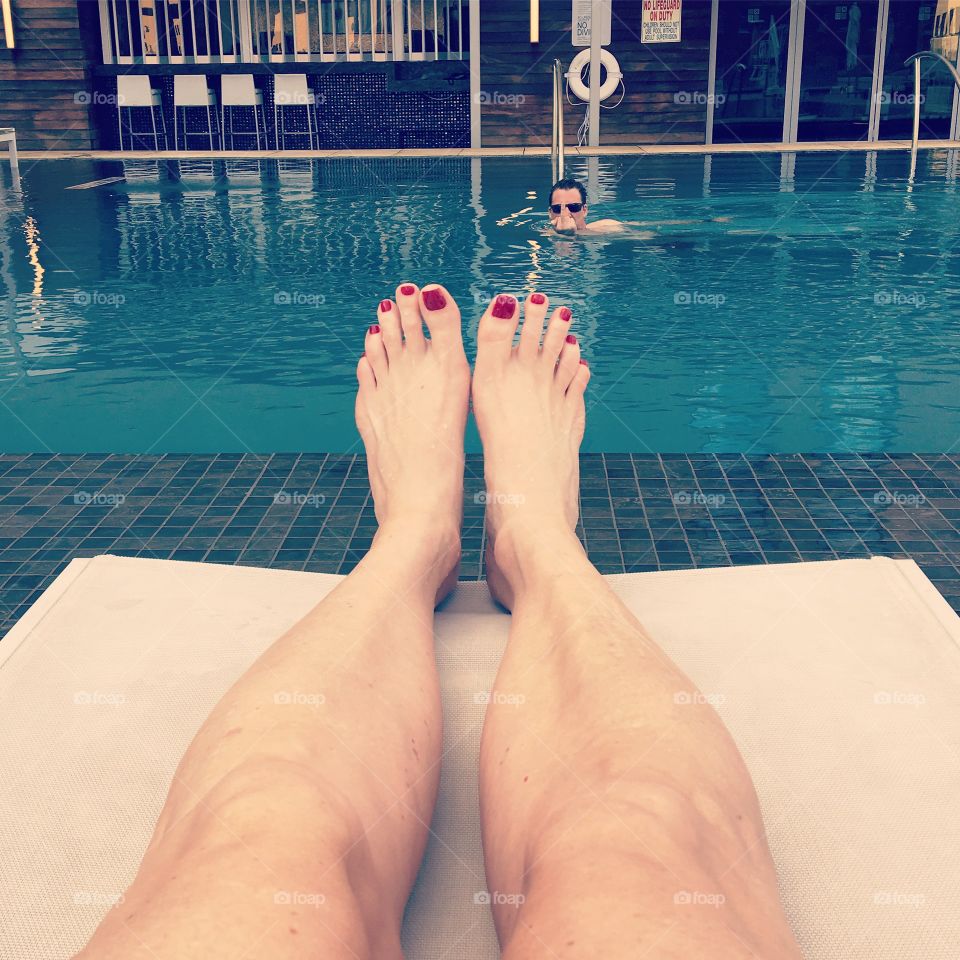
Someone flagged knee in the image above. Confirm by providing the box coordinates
[165,756,361,855]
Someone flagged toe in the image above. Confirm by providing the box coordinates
[357,354,376,396]
[365,321,388,379]
[394,284,425,353]
[476,293,520,365]
[517,292,548,359]
[567,358,590,399]
[397,283,426,351]
[556,333,581,391]
[541,305,573,363]
[420,284,464,358]
[379,288,406,358]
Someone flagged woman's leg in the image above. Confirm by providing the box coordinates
[471,293,802,959]
[75,283,470,960]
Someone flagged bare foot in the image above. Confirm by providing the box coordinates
[471,292,590,609]
[356,282,470,603]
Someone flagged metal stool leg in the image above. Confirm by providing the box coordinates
[157,99,168,149]
[150,105,160,151]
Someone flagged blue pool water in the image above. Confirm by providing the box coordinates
[2,150,960,454]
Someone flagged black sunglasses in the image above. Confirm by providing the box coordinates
[550,202,583,214]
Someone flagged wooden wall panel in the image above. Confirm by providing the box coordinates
[479,0,711,146]
[0,0,95,150]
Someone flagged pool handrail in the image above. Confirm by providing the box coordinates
[552,59,565,182]
[903,50,960,151]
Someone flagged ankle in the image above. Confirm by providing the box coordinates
[368,518,461,593]
[491,521,589,596]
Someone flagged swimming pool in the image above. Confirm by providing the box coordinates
[2,150,960,454]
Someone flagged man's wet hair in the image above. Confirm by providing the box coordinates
[549,178,587,205]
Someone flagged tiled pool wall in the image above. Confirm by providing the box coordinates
[3,453,960,637]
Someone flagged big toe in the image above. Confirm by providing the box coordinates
[420,284,465,360]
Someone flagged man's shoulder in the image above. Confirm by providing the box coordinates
[585,219,626,233]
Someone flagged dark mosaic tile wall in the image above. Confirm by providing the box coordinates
[3,453,960,637]
[101,72,470,150]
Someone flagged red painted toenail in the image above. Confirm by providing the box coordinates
[423,287,446,311]
[400,284,416,296]
[368,324,380,335]
[560,307,572,321]
[565,334,577,344]
[530,293,546,305]
[579,359,589,366]
[379,300,392,312]
[492,294,516,319]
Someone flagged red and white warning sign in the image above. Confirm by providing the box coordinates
[642,0,682,43]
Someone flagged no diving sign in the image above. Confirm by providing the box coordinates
[642,0,682,42]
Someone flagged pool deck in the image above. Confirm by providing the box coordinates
[17,139,960,161]
[3,452,960,638]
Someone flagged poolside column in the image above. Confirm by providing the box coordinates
[588,0,602,146]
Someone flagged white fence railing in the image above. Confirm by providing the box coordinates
[99,0,467,64]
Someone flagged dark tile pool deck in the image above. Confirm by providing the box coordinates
[3,453,960,637]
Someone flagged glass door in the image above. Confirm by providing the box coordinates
[713,0,794,142]
[879,0,955,138]
[797,1,881,139]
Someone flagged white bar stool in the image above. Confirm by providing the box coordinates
[116,76,166,151]
[173,75,219,151]
[273,74,318,150]
[220,74,265,150]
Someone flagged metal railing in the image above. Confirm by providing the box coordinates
[99,0,467,65]
[551,58,565,182]
[904,50,960,150]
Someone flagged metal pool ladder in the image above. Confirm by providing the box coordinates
[904,50,960,151]
[552,59,565,182]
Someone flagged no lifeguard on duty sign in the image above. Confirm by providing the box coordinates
[642,0,682,43]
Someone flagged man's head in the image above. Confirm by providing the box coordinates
[548,178,588,229]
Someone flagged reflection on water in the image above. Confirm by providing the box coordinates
[1,150,960,453]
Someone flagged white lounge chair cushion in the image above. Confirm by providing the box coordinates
[1,555,958,959]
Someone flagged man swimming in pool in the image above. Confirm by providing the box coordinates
[548,177,727,236]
